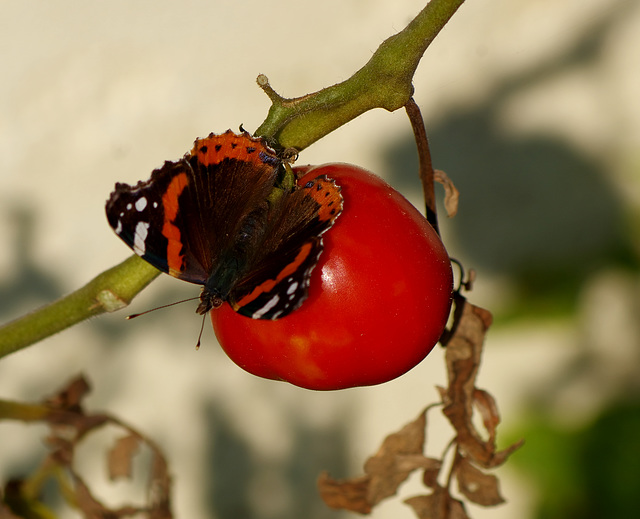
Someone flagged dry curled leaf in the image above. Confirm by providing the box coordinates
[422,459,443,489]
[148,452,173,519]
[363,408,427,505]
[318,408,430,513]
[434,169,459,217]
[72,472,140,519]
[0,374,174,519]
[46,376,90,410]
[455,457,505,507]
[473,389,500,446]
[317,472,372,514]
[441,296,522,469]
[405,486,469,519]
[108,434,141,481]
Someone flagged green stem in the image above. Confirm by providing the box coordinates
[0,0,466,359]
[255,0,466,150]
[0,256,159,359]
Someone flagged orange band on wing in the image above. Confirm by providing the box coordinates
[191,131,278,168]
[234,242,313,307]
[161,172,189,275]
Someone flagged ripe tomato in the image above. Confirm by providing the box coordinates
[210,163,453,390]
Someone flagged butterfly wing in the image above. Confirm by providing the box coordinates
[229,175,343,319]
[106,131,282,286]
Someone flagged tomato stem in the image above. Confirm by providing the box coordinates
[405,98,439,235]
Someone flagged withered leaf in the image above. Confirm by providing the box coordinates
[72,472,139,518]
[46,375,90,410]
[363,408,427,505]
[473,389,500,445]
[434,169,459,218]
[422,459,443,489]
[0,374,174,518]
[108,434,140,481]
[455,457,505,507]
[318,408,430,513]
[395,455,441,474]
[148,451,173,518]
[70,472,112,518]
[441,298,524,468]
[317,472,372,514]
[405,486,469,519]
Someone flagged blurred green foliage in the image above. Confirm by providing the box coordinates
[508,402,640,519]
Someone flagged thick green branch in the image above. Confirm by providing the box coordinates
[255,0,466,150]
[0,256,159,359]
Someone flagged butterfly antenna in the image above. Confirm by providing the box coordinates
[126,297,200,320]
[195,312,207,351]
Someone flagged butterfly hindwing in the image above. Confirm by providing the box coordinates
[229,175,343,319]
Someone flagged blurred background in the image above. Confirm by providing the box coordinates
[1,0,639,518]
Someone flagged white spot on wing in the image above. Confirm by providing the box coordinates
[287,281,299,295]
[135,197,147,211]
[251,294,280,319]
[115,219,122,235]
[133,221,150,256]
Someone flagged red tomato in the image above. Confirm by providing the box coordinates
[210,163,453,390]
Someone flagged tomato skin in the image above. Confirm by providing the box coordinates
[210,163,453,390]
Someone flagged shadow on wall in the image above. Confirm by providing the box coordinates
[0,205,64,320]
[383,0,638,317]
[204,402,350,519]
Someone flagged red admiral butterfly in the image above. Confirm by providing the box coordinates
[106,130,343,320]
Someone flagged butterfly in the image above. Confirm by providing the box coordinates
[106,130,343,320]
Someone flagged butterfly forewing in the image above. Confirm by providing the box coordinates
[106,131,282,286]
[106,160,210,282]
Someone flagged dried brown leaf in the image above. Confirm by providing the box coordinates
[473,389,500,445]
[71,472,113,519]
[442,299,491,463]
[318,408,430,513]
[148,451,173,519]
[395,455,441,474]
[108,434,140,481]
[317,472,372,514]
[422,460,443,489]
[455,458,505,507]
[405,486,469,519]
[363,408,427,505]
[46,376,90,410]
[439,295,524,471]
[491,439,525,467]
[434,169,459,217]
[0,375,174,518]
